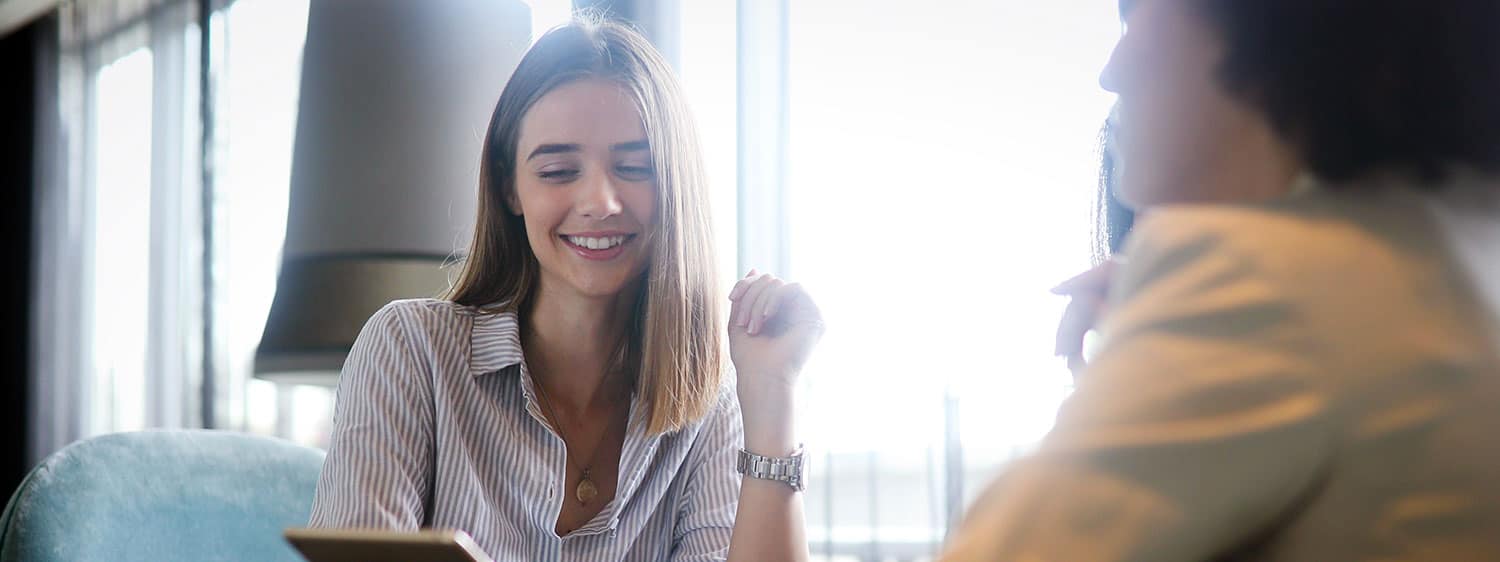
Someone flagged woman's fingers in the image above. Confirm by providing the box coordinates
[1052,259,1123,378]
[748,278,786,335]
[729,269,759,301]
[736,274,776,329]
[1054,293,1104,358]
[1050,259,1118,297]
[728,270,761,330]
[728,285,746,332]
[729,270,809,334]
[762,281,795,322]
[729,270,818,335]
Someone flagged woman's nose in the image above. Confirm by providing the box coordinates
[577,172,624,218]
[1099,45,1124,94]
[1099,27,1130,94]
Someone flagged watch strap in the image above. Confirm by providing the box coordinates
[736,445,806,492]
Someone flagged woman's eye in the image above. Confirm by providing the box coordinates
[615,164,654,181]
[537,169,579,181]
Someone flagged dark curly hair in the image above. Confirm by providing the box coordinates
[1092,116,1135,265]
[1129,0,1500,185]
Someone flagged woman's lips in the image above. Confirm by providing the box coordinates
[560,233,636,261]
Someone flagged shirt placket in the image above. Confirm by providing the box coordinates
[516,360,572,552]
[560,396,664,562]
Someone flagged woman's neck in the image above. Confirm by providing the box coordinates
[1200,118,1304,204]
[522,281,638,413]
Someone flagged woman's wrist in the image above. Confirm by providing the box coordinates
[737,377,798,456]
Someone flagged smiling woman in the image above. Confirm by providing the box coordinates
[509,79,658,301]
[308,16,822,562]
[446,22,719,439]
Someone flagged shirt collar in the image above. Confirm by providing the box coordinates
[469,309,524,377]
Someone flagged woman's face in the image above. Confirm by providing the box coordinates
[1100,0,1271,207]
[511,78,657,301]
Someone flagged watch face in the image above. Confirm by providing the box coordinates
[787,453,806,491]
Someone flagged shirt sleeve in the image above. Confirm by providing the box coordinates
[308,301,437,529]
[668,389,744,562]
[942,213,1336,562]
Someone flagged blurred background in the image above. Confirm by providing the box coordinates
[0,0,1118,559]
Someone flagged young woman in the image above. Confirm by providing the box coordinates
[947,0,1500,559]
[309,19,819,562]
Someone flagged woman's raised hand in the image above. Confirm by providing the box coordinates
[727,270,824,442]
[1052,259,1120,378]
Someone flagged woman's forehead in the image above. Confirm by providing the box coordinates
[519,79,647,151]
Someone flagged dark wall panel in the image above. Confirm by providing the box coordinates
[0,17,42,494]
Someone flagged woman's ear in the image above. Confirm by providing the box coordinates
[505,189,523,216]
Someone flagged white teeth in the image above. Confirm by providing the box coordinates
[567,235,628,250]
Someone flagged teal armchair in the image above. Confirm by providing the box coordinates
[0,430,324,562]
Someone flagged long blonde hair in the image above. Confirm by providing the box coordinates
[447,18,722,435]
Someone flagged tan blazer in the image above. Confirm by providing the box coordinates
[942,180,1500,561]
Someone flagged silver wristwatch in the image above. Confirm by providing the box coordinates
[736,445,807,492]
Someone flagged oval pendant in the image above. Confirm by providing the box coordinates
[576,477,598,504]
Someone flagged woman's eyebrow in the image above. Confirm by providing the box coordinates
[611,140,650,152]
[526,143,582,161]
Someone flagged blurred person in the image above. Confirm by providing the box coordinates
[946,0,1500,560]
[307,18,821,562]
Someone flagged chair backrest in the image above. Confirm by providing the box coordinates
[0,430,325,562]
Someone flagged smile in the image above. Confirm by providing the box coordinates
[563,234,630,250]
[560,233,637,261]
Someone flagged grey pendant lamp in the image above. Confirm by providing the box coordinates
[254,0,532,385]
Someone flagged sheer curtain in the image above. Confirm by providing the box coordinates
[32,0,203,464]
[678,1,1121,559]
[30,0,318,463]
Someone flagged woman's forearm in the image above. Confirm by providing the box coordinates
[727,384,809,562]
[723,272,821,561]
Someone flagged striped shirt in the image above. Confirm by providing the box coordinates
[308,299,743,561]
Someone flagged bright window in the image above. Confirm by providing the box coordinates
[682,1,1122,558]
[679,0,740,294]
[90,47,155,434]
[210,0,317,442]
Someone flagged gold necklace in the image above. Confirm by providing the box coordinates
[533,379,622,505]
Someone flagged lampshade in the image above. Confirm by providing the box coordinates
[254,0,531,385]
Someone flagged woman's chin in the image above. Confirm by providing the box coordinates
[562,273,641,301]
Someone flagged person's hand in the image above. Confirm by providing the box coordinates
[727,270,824,452]
[728,269,824,394]
[1052,259,1120,378]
